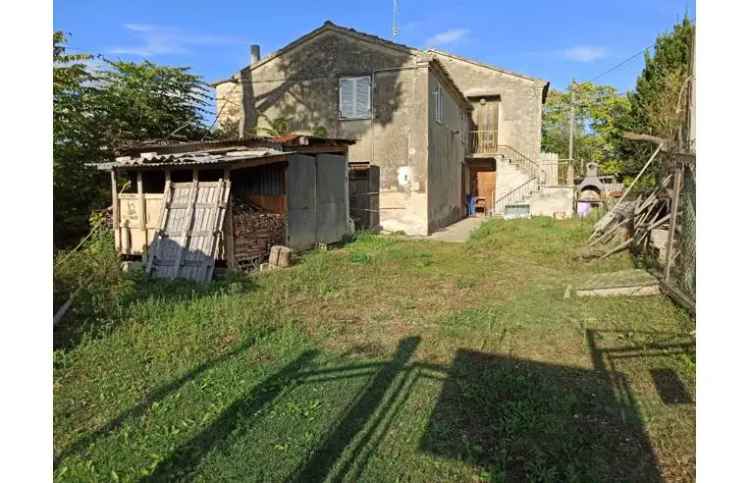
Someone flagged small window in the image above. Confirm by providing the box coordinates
[339,76,371,119]
[434,86,444,124]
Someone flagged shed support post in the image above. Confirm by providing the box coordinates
[223,168,235,269]
[111,169,120,252]
[664,163,684,284]
[137,171,147,255]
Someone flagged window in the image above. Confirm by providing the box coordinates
[339,76,371,119]
[434,86,444,124]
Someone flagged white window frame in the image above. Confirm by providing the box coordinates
[339,75,372,120]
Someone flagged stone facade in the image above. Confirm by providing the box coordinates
[214,22,547,235]
[428,50,548,163]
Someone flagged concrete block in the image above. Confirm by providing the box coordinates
[275,246,293,267]
[121,261,143,273]
[530,186,575,218]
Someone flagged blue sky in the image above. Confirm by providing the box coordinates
[54,0,694,100]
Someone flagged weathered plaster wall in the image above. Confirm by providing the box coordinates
[216,30,432,235]
[427,67,468,232]
[430,52,546,162]
[530,186,576,218]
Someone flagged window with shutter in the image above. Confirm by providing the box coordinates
[339,76,371,119]
[434,86,445,124]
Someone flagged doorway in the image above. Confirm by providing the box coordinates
[469,95,500,153]
[465,158,496,216]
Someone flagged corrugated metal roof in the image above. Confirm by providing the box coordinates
[115,134,354,157]
[91,148,289,170]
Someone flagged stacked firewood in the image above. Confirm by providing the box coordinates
[232,197,286,272]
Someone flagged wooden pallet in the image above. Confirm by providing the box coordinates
[146,174,231,282]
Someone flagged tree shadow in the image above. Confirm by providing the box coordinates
[230,25,410,143]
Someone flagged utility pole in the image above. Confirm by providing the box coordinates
[568,80,575,170]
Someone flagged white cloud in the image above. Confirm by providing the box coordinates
[110,24,247,57]
[425,29,469,48]
[562,46,607,62]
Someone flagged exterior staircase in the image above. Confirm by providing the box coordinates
[492,145,545,218]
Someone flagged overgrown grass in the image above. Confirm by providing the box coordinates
[54,217,695,482]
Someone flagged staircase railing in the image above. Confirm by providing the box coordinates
[494,176,540,213]
[496,144,546,186]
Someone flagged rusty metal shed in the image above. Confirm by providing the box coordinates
[93,139,352,281]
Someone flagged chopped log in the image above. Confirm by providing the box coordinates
[231,195,286,272]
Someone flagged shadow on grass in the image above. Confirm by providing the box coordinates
[419,349,663,482]
[288,336,420,482]
[54,326,274,467]
[167,336,682,480]
[53,274,259,352]
[143,349,320,481]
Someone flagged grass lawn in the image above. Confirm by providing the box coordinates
[54,217,695,482]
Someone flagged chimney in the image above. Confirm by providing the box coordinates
[250,44,261,65]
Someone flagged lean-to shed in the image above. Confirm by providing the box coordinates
[94,137,354,281]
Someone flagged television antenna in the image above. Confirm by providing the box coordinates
[392,0,399,39]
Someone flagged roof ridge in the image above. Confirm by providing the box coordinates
[426,48,547,85]
[212,21,547,90]
[234,21,421,77]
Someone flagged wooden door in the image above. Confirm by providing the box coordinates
[476,171,496,211]
[470,98,499,152]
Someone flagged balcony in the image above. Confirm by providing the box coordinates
[469,130,499,155]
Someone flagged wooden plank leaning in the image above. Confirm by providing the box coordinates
[203,178,232,282]
[170,169,200,280]
[145,170,172,275]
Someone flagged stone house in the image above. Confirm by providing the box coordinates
[213,21,552,235]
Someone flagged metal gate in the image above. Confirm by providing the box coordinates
[286,154,349,250]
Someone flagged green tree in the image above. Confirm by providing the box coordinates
[53,32,212,247]
[542,81,630,176]
[616,17,694,176]
[54,32,108,247]
[97,60,212,147]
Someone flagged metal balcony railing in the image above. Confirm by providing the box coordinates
[469,130,499,154]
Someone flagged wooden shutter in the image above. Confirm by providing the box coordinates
[438,87,444,123]
[434,87,444,123]
[354,77,371,118]
[339,78,355,118]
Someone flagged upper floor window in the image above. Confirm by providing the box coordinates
[434,86,445,124]
[339,76,371,119]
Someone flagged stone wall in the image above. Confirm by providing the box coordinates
[214,25,545,235]
[216,29,432,234]
[429,52,547,162]
[427,66,469,232]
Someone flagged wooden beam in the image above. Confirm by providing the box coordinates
[223,169,235,270]
[137,171,147,255]
[664,166,684,283]
[111,169,120,252]
[601,143,663,221]
[170,169,199,279]
[146,170,172,275]
[623,131,670,146]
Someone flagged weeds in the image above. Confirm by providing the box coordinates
[54,218,694,482]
